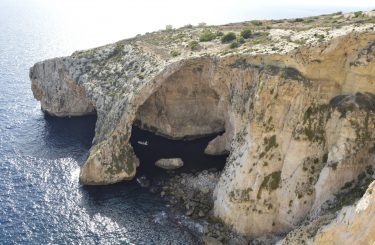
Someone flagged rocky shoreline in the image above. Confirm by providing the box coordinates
[30,10,375,243]
[147,169,277,245]
[157,169,247,244]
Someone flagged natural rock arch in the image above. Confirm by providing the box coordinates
[134,59,227,140]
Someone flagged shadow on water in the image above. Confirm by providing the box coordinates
[26,115,220,243]
[130,125,228,180]
[42,114,97,150]
[81,124,229,209]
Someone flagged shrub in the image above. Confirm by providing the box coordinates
[294,18,304,22]
[170,50,181,57]
[184,24,193,28]
[229,40,239,49]
[354,11,363,18]
[199,30,216,42]
[189,41,200,51]
[216,31,224,36]
[237,36,245,44]
[251,20,263,26]
[240,29,252,39]
[165,25,173,31]
[198,22,207,27]
[221,32,237,43]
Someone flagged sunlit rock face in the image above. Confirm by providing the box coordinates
[30,58,95,117]
[30,12,375,242]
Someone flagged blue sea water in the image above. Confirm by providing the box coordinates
[0,2,204,245]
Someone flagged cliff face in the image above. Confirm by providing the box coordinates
[30,12,375,242]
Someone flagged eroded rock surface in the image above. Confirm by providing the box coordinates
[30,11,375,243]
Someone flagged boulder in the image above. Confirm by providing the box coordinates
[202,236,223,245]
[155,158,184,170]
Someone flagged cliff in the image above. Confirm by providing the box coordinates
[30,11,375,243]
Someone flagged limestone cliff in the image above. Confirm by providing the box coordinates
[30,11,375,243]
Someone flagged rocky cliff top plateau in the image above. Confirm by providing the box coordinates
[30,11,375,244]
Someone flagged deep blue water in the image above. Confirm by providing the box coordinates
[0,2,227,244]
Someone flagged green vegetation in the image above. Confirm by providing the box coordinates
[237,36,245,44]
[314,33,325,42]
[216,31,224,36]
[240,29,252,39]
[199,30,216,42]
[299,104,330,143]
[257,171,282,199]
[107,42,125,62]
[183,24,193,28]
[189,40,200,51]
[264,135,278,153]
[259,135,278,159]
[229,40,239,49]
[294,18,304,22]
[329,162,338,170]
[170,50,181,57]
[326,169,374,213]
[250,20,263,26]
[229,188,253,202]
[354,11,364,18]
[221,32,237,43]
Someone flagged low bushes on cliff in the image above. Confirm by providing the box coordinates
[240,29,252,39]
[199,30,216,42]
[221,32,237,43]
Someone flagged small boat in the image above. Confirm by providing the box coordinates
[137,140,148,146]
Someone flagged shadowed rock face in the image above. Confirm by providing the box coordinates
[30,16,375,243]
[135,62,226,139]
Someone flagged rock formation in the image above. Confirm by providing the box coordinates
[155,158,184,170]
[30,11,375,243]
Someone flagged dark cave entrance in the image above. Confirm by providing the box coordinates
[130,125,228,179]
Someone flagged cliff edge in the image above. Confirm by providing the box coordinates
[30,11,375,243]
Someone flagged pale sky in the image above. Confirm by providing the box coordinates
[1,0,374,52]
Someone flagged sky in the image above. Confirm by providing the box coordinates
[1,0,374,51]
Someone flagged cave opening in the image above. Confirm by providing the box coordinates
[129,60,230,180]
[130,125,228,179]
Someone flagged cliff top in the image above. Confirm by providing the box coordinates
[72,10,375,61]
